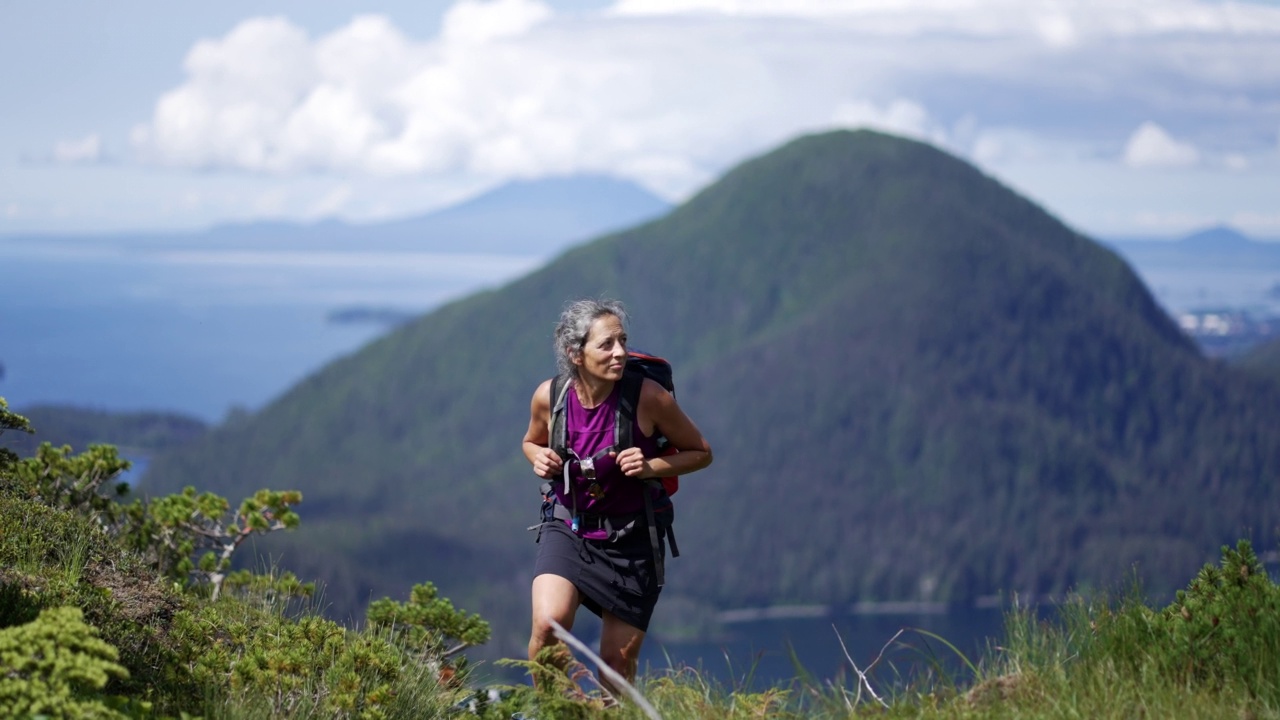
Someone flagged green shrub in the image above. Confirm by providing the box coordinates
[230,615,398,718]
[366,582,491,668]
[0,605,130,719]
[1157,539,1280,700]
[168,589,468,720]
[1002,539,1280,716]
[118,486,302,599]
[13,442,132,528]
[2,437,485,718]
[0,397,34,470]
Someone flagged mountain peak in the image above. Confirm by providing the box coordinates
[1180,225,1253,249]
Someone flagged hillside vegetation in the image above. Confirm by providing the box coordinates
[1,406,207,459]
[142,130,1280,659]
[1233,335,1280,385]
[7,398,1280,718]
[0,400,485,718]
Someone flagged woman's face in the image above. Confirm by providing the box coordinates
[574,313,628,382]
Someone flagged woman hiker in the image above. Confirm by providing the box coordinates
[522,298,713,692]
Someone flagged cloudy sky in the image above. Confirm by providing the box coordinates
[2,0,1278,238]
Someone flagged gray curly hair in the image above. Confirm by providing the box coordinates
[553,298,628,381]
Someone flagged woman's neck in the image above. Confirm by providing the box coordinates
[573,373,615,409]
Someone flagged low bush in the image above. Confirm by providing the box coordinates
[0,606,130,719]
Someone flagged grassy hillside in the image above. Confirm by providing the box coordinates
[142,130,1280,656]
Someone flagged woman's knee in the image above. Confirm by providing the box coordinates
[599,635,643,676]
[599,646,636,673]
[529,612,565,645]
[530,574,578,643]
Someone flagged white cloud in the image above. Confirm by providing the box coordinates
[1230,211,1280,234]
[1223,153,1249,172]
[832,99,935,141]
[122,0,1280,205]
[305,184,355,219]
[130,16,317,170]
[442,0,553,43]
[609,0,1280,36]
[53,133,102,164]
[1123,122,1200,169]
[968,128,1068,166]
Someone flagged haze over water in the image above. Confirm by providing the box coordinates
[5,233,1279,421]
[0,238,540,420]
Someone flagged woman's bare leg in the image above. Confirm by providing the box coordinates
[598,609,646,695]
[529,573,580,666]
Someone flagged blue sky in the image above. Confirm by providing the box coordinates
[2,0,1278,238]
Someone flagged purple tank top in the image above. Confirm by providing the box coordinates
[557,380,661,539]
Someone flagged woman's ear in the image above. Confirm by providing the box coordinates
[567,345,583,367]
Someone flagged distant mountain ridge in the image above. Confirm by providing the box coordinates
[1107,225,1280,246]
[201,174,670,256]
[364,176,672,255]
[1,175,670,258]
[141,130,1280,658]
[1179,226,1257,250]
[1106,226,1280,269]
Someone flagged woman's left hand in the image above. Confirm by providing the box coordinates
[615,447,650,477]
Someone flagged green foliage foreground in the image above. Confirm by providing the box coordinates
[942,540,1280,720]
[4,401,1280,718]
[0,409,491,718]
[493,541,1280,720]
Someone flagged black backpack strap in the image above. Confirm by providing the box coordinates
[548,376,581,531]
[615,368,676,586]
[549,376,574,492]
[549,376,571,458]
[614,369,644,450]
[642,483,664,587]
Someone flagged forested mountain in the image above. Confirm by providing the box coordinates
[1234,336,1280,385]
[141,130,1280,657]
[0,406,207,459]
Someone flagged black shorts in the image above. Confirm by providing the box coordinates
[534,520,662,632]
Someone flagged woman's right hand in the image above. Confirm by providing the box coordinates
[531,446,564,479]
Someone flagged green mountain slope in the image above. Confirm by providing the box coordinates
[142,130,1280,648]
[1,406,207,459]
[1233,336,1280,385]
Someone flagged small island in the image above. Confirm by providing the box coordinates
[325,306,419,327]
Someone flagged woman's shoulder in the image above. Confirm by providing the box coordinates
[637,376,674,406]
[531,377,557,410]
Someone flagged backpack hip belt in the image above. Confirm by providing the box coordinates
[539,490,680,588]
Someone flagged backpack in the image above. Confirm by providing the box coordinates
[550,350,680,496]
[540,350,681,586]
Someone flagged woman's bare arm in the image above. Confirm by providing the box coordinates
[522,379,563,480]
[617,378,712,478]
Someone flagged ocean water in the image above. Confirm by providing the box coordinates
[0,238,541,421]
[6,236,1280,422]
[1135,266,1280,315]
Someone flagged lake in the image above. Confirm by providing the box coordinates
[471,602,1051,694]
[645,606,1013,690]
